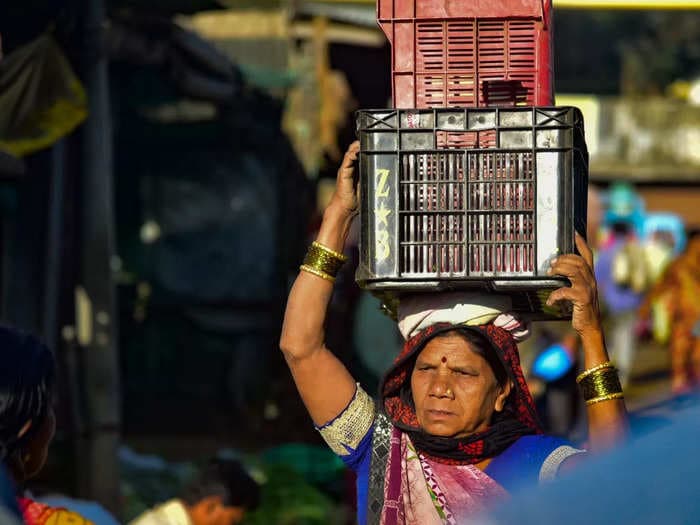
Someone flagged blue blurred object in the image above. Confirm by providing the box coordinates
[642,213,687,255]
[531,344,574,382]
[479,395,700,525]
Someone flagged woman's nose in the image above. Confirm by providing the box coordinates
[429,377,455,399]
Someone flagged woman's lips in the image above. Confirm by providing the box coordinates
[426,409,455,419]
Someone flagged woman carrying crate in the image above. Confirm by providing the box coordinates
[280,142,628,525]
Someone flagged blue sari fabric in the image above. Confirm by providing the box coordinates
[339,424,570,525]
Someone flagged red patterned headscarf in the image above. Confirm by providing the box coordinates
[380,322,542,465]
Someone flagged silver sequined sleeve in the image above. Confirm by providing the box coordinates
[316,383,376,456]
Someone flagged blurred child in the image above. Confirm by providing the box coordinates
[130,459,259,525]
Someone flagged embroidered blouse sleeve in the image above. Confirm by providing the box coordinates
[538,445,586,482]
[315,383,376,457]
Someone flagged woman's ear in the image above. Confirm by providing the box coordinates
[494,380,513,412]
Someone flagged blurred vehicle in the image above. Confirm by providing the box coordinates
[479,395,700,525]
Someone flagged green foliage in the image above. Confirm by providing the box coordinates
[243,464,348,525]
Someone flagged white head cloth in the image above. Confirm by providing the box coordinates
[396,292,531,342]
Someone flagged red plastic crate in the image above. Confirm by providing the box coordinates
[377,0,553,109]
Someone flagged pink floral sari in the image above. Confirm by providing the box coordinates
[381,428,508,525]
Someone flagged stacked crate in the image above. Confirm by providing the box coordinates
[357,0,588,317]
[378,0,554,108]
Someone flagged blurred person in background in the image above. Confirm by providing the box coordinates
[130,458,260,525]
[594,183,647,387]
[280,143,628,524]
[638,236,700,395]
[0,325,94,524]
[640,214,686,286]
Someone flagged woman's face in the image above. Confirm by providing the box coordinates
[410,334,511,438]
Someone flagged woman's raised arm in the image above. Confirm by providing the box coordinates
[279,142,361,426]
[547,233,629,453]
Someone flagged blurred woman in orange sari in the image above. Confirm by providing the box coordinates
[639,236,700,394]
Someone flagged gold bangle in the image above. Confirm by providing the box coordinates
[576,361,615,384]
[578,367,623,402]
[302,242,347,279]
[586,392,624,406]
[312,241,348,262]
[300,264,335,283]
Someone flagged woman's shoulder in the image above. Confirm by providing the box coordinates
[316,383,376,462]
[486,435,585,492]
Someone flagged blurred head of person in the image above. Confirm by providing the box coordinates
[181,459,260,525]
[0,326,56,483]
[605,182,644,236]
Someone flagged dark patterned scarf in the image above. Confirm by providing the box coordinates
[380,322,542,465]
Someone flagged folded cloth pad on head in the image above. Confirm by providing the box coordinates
[397,292,531,342]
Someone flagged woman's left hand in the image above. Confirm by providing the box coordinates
[546,232,602,339]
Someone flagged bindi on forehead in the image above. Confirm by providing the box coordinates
[441,356,447,363]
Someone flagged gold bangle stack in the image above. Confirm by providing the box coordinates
[576,361,624,406]
[299,241,348,283]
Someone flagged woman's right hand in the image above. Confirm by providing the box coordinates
[546,233,603,340]
[327,140,360,219]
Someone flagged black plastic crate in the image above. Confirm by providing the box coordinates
[356,106,588,317]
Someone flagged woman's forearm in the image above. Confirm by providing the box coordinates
[547,235,629,454]
[279,142,361,425]
[580,328,629,452]
[279,204,360,425]
[279,206,354,361]
[316,205,355,254]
